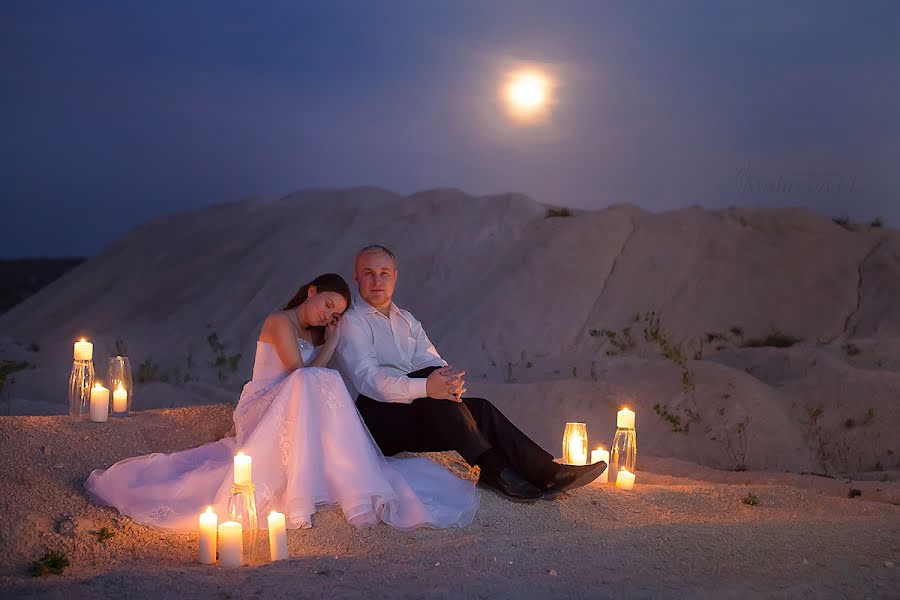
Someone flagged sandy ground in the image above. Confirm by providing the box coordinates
[0,406,898,599]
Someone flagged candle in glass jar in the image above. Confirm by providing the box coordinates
[234,452,252,485]
[218,521,243,567]
[591,447,610,483]
[267,511,288,561]
[617,407,635,429]
[113,385,128,413]
[89,383,109,422]
[567,432,587,465]
[615,468,636,490]
[74,338,93,361]
[198,506,218,564]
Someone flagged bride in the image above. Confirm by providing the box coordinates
[85,273,479,532]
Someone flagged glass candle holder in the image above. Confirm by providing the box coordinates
[106,356,133,416]
[68,359,94,418]
[562,422,588,465]
[610,420,637,484]
[227,482,259,565]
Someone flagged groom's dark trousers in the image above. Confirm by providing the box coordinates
[355,366,556,485]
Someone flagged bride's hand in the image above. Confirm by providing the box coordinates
[324,318,342,344]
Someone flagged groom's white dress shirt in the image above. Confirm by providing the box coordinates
[335,297,447,403]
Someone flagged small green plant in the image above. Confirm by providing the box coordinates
[742,331,802,348]
[89,527,115,543]
[135,357,167,383]
[207,333,225,355]
[654,403,689,434]
[864,408,875,425]
[741,492,759,506]
[0,360,32,396]
[29,549,70,576]
[846,476,862,498]
[545,207,572,218]
[208,332,241,382]
[705,332,728,344]
[641,312,696,391]
[597,327,636,355]
[843,343,861,356]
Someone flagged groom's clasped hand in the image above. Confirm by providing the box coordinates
[427,366,466,402]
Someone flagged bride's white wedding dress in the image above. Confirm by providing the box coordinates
[85,337,480,531]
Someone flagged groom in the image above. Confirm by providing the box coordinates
[334,245,606,502]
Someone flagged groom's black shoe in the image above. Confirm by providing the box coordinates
[542,461,607,500]
[477,467,544,503]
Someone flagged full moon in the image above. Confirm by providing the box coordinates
[502,69,554,122]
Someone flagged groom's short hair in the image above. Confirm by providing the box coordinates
[355,245,397,270]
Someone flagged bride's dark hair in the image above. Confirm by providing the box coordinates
[283,273,352,311]
[282,273,352,345]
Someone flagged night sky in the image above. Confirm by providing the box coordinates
[2,1,898,257]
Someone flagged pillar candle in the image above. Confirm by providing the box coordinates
[218,521,243,567]
[234,452,252,485]
[591,447,610,483]
[74,339,93,361]
[89,383,109,422]
[113,385,128,413]
[617,407,635,429]
[198,506,218,564]
[615,468,636,490]
[267,511,288,561]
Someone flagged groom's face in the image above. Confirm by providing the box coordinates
[355,252,397,310]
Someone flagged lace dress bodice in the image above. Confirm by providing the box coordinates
[251,337,318,381]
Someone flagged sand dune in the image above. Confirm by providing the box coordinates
[2,190,899,597]
[1,188,897,478]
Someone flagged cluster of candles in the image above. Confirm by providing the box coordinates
[198,452,289,567]
[74,339,129,422]
[563,407,637,490]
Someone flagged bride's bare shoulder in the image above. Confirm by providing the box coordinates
[259,311,293,342]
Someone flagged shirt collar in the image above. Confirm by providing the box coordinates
[353,295,399,318]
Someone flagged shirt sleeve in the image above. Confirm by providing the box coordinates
[408,312,448,371]
[335,312,429,404]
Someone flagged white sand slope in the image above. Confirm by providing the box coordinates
[0,189,898,478]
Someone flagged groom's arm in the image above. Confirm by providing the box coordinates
[336,313,430,404]
[407,312,448,372]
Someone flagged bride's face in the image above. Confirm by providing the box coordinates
[303,289,348,327]
[355,252,397,310]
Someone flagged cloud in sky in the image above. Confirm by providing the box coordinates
[1,1,898,256]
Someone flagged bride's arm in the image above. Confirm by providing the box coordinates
[263,313,306,371]
[307,320,340,368]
